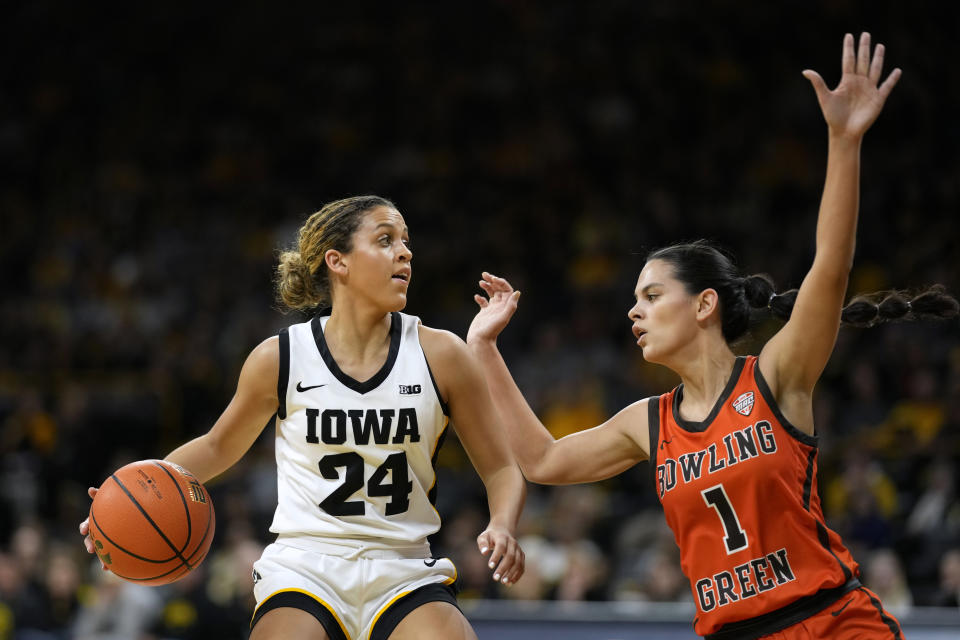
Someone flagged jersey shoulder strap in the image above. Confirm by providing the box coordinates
[277,327,290,419]
[647,394,662,489]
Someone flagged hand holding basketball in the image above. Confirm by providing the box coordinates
[80,459,215,586]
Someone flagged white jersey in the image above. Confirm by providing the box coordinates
[270,312,450,551]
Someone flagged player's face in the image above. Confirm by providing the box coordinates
[627,259,701,364]
[343,206,412,311]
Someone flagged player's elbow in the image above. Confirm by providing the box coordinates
[519,453,566,486]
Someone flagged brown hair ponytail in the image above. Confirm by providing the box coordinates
[276,195,396,311]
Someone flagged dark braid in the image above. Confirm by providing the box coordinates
[839,286,959,327]
[741,274,797,322]
[649,240,959,343]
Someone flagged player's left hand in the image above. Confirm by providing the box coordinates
[477,523,525,586]
[803,32,901,139]
[467,272,521,346]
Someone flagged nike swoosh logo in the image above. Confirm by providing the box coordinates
[831,596,854,616]
[423,558,438,567]
[296,382,327,392]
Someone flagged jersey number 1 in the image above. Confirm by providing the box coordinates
[701,484,748,554]
[318,452,414,517]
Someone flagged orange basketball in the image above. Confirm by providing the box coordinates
[88,459,216,586]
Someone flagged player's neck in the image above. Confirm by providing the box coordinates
[673,342,737,421]
[324,303,393,364]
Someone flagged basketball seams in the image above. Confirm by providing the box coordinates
[184,509,215,563]
[152,462,215,564]
[151,460,194,555]
[109,561,192,585]
[110,472,194,570]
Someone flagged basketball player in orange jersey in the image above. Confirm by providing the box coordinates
[468,34,957,639]
[80,196,526,640]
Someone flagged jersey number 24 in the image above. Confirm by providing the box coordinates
[318,452,414,516]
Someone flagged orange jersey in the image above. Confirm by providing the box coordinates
[649,356,860,638]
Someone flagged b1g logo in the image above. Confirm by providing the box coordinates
[399,384,421,395]
[732,391,754,416]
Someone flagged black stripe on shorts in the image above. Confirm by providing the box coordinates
[369,581,461,640]
[858,586,904,639]
[250,590,348,640]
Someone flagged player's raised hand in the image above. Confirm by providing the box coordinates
[467,272,521,345]
[802,32,901,138]
[477,523,525,586]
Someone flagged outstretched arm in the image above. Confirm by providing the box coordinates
[163,336,281,482]
[420,325,526,586]
[760,33,900,426]
[467,273,650,484]
[81,337,279,556]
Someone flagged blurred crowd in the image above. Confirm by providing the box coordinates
[2,1,959,637]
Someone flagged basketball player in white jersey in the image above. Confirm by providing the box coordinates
[80,195,526,640]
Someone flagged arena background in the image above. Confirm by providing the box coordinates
[2,1,959,638]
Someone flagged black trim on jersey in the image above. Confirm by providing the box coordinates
[369,581,461,640]
[817,520,854,582]
[424,359,449,417]
[671,357,746,433]
[414,323,449,416]
[647,395,661,491]
[802,447,817,511]
[858,586,904,639]
[427,422,449,508]
[752,360,819,447]
[311,311,402,394]
[250,590,348,640]
[277,328,290,420]
[704,578,861,640]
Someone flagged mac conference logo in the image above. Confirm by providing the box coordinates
[732,391,754,416]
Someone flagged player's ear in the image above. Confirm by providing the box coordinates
[325,249,347,277]
[696,288,720,321]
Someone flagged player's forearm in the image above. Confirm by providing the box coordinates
[468,340,557,480]
[164,434,237,485]
[481,463,526,531]
[814,133,862,276]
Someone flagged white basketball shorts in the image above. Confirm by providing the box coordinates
[250,539,460,640]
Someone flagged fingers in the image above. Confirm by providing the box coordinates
[79,518,98,556]
[801,70,828,99]
[841,32,855,75]
[478,272,520,306]
[868,43,885,84]
[500,541,525,585]
[81,488,99,555]
[856,32,871,75]
[477,530,524,586]
[474,294,489,308]
[486,539,512,585]
[878,67,902,99]
[480,272,514,293]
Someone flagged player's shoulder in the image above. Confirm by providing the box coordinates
[244,335,280,373]
[416,323,464,350]
[415,323,474,383]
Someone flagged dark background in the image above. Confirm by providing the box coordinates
[1,1,958,637]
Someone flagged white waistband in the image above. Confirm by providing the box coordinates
[274,534,432,560]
